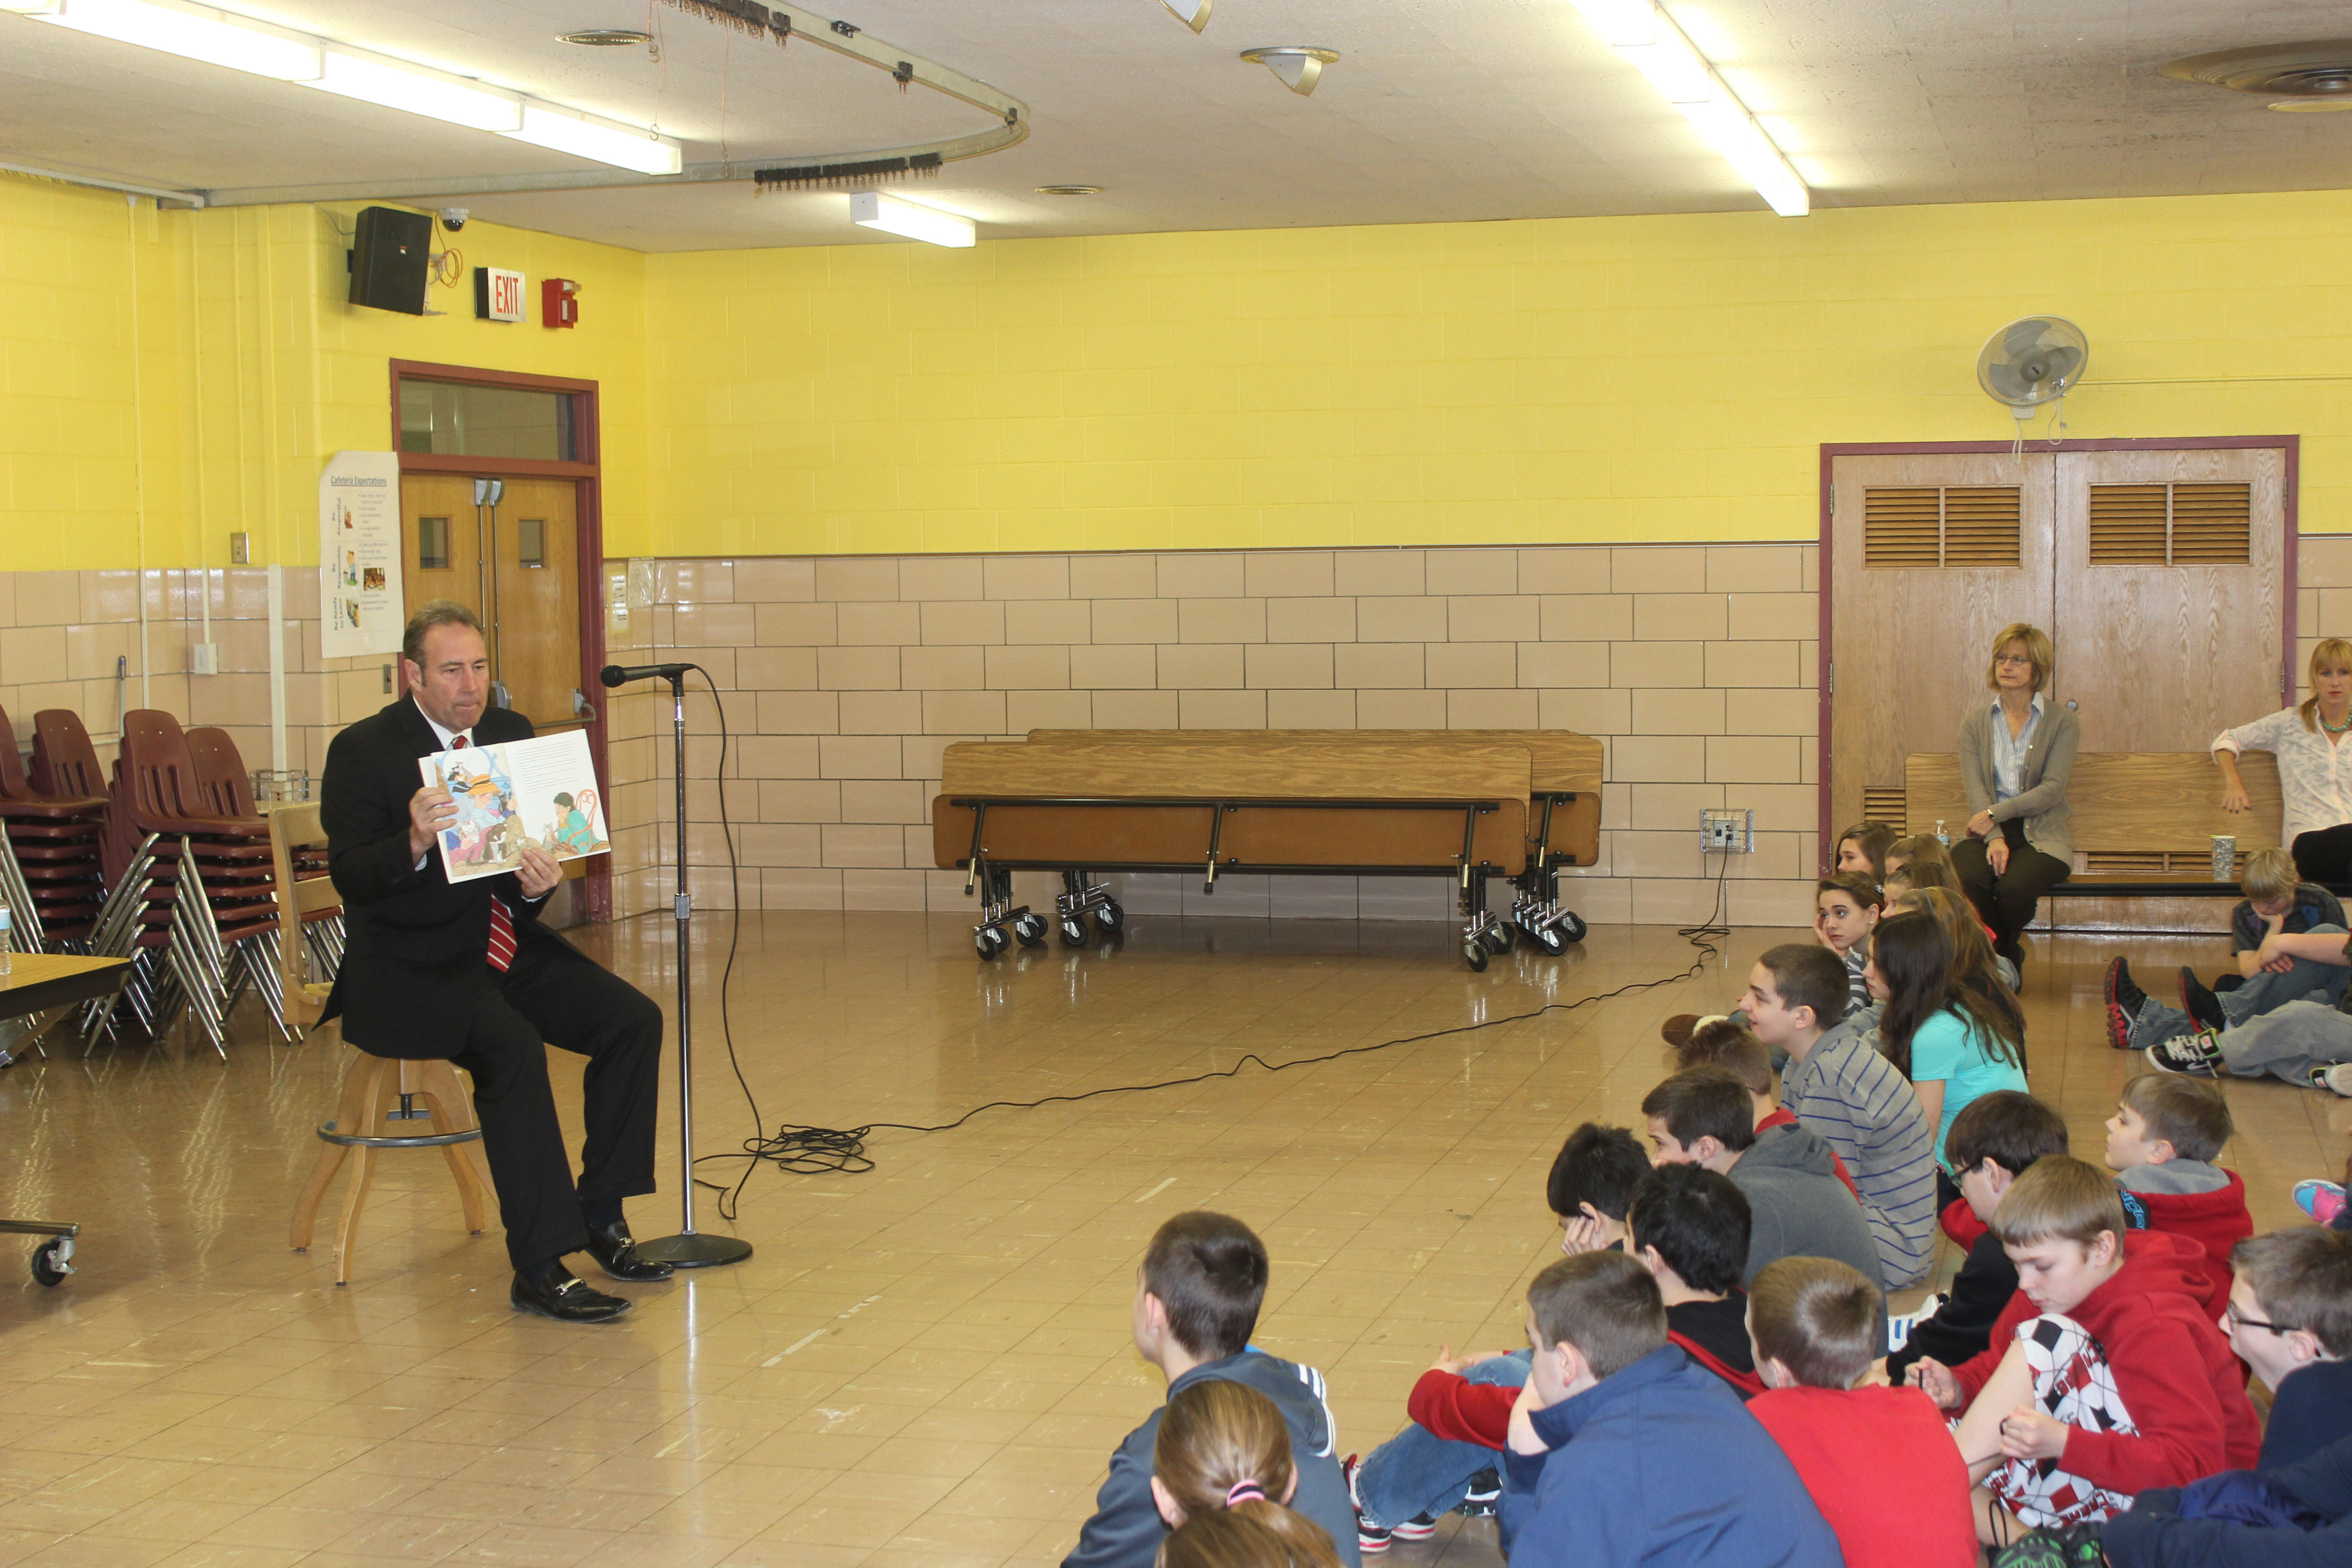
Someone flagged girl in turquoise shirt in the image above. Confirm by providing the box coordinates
[1865,911,2029,1191]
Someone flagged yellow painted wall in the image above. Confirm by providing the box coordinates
[0,173,650,571]
[644,190,2352,556]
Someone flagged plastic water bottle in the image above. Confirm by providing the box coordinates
[1934,819,1951,847]
[0,898,13,975]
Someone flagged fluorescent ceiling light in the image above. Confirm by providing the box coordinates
[1567,0,1809,216]
[502,105,681,174]
[849,190,975,248]
[38,0,319,79]
[309,50,522,132]
[21,0,682,173]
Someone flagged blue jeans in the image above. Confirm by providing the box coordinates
[2129,926,2351,1049]
[1354,1351,1529,1527]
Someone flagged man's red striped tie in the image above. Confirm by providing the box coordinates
[451,735,516,975]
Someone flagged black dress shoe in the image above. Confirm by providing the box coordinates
[584,1218,674,1282]
[511,1259,632,1323]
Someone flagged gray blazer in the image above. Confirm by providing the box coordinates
[1959,701,2079,862]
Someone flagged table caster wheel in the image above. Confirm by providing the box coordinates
[975,927,1009,959]
[32,1241,69,1287]
[1013,914,1047,947]
[1526,921,1566,956]
[1463,940,1489,972]
[1558,911,1588,943]
[1060,916,1089,948]
[1484,925,1512,955]
[1096,901,1124,935]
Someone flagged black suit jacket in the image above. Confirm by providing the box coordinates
[321,697,570,1057]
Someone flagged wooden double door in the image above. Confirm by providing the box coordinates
[1825,443,2291,855]
[399,475,588,734]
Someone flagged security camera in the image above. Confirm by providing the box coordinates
[439,207,469,231]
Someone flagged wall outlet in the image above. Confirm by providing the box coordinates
[1700,808,1753,853]
[229,531,250,564]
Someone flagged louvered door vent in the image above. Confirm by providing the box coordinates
[2087,482,2251,565]
[1862,787,1907,831]
[1863,487,2022,568]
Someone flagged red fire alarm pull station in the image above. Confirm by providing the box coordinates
[542,277,580,328]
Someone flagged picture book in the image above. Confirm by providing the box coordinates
[416,728,610,884]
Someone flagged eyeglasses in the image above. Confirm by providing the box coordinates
[1993,653,2035,667]
[2225,1306,2285,1334]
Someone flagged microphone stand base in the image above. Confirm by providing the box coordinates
[635,1231,753,1269]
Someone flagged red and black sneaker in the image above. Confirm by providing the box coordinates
[2102,958,2145,1051]
[2178,967,2226,1034]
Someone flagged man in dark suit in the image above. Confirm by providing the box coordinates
[322,599,669,1323]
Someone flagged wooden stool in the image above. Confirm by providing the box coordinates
[289,1049,496,1285]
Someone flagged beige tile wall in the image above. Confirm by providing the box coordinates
[598,544,1827,928]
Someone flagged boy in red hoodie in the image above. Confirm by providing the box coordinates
[2104,1072,2253,1317]
[1746,1256,1976,1568]
[1923,1156,2259,1547]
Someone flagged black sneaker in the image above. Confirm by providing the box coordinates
[1344,1454,1393,1554]
[1458,1467,1500,1518]
[2178,967,2225,1033]
[2146,1031,2222,1077]
[1990,1524,2106,1568]
[2103,958,2143,1050]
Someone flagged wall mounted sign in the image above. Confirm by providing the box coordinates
[474,266,526,322]
[318,450,404,659]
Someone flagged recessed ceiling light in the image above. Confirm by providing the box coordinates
[1239,46,1339,97]
[560,28,651,45]
[1034,184,1102,196]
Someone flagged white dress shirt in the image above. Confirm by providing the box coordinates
[1989,692,2044,803]
[2213,707,2352,847]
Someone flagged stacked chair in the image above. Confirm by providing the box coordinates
[0,706,110,960]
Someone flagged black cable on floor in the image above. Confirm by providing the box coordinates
[687,790,1741,1217]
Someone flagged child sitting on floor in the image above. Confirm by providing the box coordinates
[1746,1256,1977,1568]
[1835,819,1898,884]
[2225,1228,2352,1470]
[2107,846,2350,1053]
[1626,1163,1763,1397]
[1064,1211,1359,1568]
[1886,1090,2069,1384]
[1497,1250,1839,1567]
[1814,872,1882,1018]
[1342,1123,1650,1552]
[1676,1019,1860,1201]
[1934,1157,2258,1547]
[1151,1380,1342,1568]
[2103,1073,2252,1317]
[1867,911,2029,1213]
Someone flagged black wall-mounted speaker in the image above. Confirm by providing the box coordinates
[348,206,431,315]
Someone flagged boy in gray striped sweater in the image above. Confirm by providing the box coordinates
[1741,944,1939,1290]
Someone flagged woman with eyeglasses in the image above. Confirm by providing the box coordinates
[1952,623,2078,971]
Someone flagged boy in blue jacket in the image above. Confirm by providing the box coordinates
[1497,1249,1842,1568]
[1063,1211,1360,1568]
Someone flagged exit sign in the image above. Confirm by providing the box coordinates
[473,267,526,322]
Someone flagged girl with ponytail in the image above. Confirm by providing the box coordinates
[2214,637,2352,884]
[1150,1381,1341,1568]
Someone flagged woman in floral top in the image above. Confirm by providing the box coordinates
[2215,638,2352,885]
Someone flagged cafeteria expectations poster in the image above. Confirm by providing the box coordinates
[319,451,405,660]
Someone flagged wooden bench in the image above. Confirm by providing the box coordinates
[933,733,1592,969]
[1902,750,2285,934]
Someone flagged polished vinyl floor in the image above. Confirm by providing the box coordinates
[2,912,2345,1568]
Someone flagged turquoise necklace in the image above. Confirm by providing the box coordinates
[2323,706,2352,735]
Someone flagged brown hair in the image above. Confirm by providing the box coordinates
[1896,858,1962,896]
[2299,638,2352,734]
[1990,1155,2127,1252]
[1143,1212,1269,1359]
[2118,1073,2234,1164]
[1527,1250,1668,1380]
[1749,1256,1879,1390]
[1152,1382,1339,1566]
[1872,911,2023,1078]
[402,599,485,668]
[1836,821,1898,882]
[2241,846,2299,905]
[1945,1089,2068,1176]
[1676,1018,1775,1098]
[1987,622,2056,695]
[2232,1229,2352,1358]
[1886,835,1955,877]
[1907,885,2028,1044]
[1757,942,1852,1030]
[1157,1506,1341,1568]
[1816,872,1883,914]
[1641,1070,1757,1155]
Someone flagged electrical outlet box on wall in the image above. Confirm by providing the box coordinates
[189,643,220,675]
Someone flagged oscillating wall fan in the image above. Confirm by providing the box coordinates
[1977,317,2089,447]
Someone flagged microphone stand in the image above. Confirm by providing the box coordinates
[632,669,752,1270]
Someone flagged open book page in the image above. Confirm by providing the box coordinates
[416,729,611,885]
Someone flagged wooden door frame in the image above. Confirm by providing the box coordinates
[1816,435,2300,872]
[389,358,612,921]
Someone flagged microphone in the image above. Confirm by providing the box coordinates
[599,662,697,687]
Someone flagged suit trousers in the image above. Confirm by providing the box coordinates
[1952,819,2071,966]
[450,937,662,1270]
